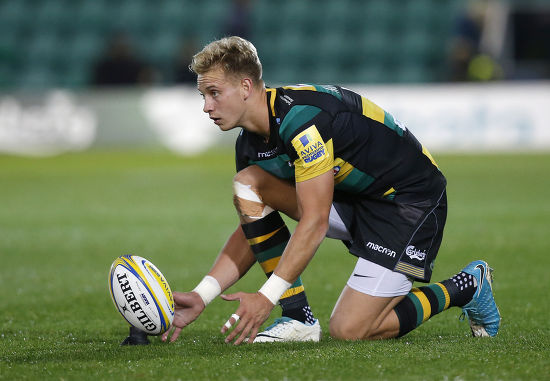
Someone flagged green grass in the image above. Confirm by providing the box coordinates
[1,150,549,380]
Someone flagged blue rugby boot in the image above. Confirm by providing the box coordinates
[461,260,501,337]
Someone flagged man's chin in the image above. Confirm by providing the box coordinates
[217,123,236,132]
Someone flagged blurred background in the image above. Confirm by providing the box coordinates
[2,2,550,376]
[0,0,549,155]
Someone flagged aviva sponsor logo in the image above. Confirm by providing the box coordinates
[291,125,329,167]
[299,133,312,147]
[302,141,326,164]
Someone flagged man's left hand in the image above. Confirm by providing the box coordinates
[220,292,275,345]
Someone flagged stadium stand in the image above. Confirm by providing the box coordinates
[0,0,545,89]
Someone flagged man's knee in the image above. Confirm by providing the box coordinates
[233,165,267,189]
[330,319,388,341]
[233,166,274,220]
[329,316,371,341]
[329,312,394,341]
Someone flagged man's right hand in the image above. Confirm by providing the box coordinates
[162,291,205,343]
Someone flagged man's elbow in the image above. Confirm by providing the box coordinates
[303,212,330,239]
[318,217,330,238]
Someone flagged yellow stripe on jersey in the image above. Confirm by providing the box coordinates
[411,287,432,323]
[280,285,305,299]
[361,96,385,124]
[422,145,439,168]
[283,85,317,91]
[294,138,334,182]
[383,187,395,197]
[291,125,334,182]
[266,88,276,116]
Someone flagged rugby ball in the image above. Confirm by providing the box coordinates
[108,255,174,335]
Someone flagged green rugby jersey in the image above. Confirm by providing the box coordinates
[235,84,446,203]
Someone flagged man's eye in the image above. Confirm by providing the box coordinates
[212,91,219,97]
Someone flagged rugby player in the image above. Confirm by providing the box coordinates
[161,36,500,345]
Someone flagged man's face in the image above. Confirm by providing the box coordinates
[197,67,245,131]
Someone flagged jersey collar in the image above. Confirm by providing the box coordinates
[266,88,277,117]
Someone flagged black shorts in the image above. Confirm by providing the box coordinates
[333,189,447,282]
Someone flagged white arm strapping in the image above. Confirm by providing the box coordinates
[193,275,221,306]
[258,273,291,305]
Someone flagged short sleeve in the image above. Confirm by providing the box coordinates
[290,125,334,182]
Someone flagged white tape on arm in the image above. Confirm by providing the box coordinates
[258,273,291,305]
[193,275,221,306]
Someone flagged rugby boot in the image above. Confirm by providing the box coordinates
[461,260,501,337]
[254,317,321,343]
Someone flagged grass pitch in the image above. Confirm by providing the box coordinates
[1,150,549,380]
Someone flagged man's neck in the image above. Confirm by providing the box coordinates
[241,86,270,138]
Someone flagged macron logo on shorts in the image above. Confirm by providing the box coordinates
[366,241,396,257]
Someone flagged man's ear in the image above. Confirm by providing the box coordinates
[241,77,253,100]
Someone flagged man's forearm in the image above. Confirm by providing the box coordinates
[274,214,328,284]
[261,170,333,300]
[208,225,256,292]
[257,213,327,304]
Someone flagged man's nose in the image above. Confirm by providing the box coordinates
[203,98,213,113]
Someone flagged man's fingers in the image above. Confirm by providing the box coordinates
[169,327,182,343]
[224,318,247,343]
[162,327,171,342]
[221,313,241,333]
[220,293,242,301]
[220,292,274,344]
[247,326,259,344]
[162,325,176,342]
[234,320,255,346]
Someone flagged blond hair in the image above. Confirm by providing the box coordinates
[190,36,263,86]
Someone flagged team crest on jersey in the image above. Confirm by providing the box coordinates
[291,125,329,167]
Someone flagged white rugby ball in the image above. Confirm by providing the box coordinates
[108,255,175,335]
